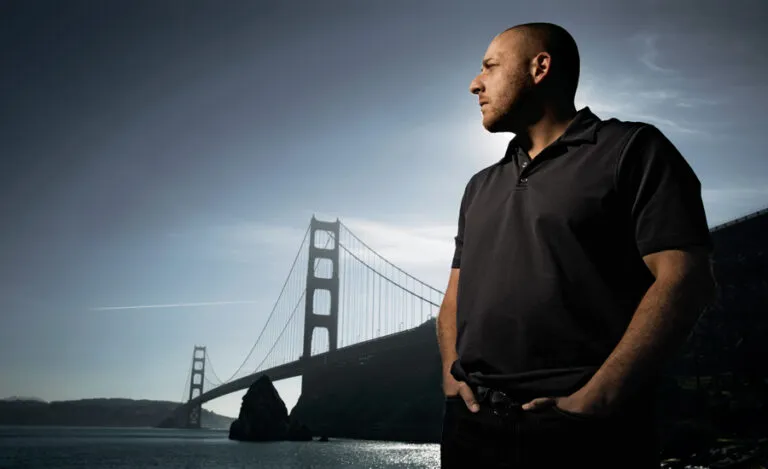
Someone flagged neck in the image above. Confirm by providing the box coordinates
[514,103,577,159]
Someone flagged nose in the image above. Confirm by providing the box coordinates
[469,75,483,95]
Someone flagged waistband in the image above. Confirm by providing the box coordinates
[469,383,658,423]
[472,385,522,417]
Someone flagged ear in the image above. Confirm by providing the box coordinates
[531,52,551,85]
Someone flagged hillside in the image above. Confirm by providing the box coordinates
[0,398,234,429]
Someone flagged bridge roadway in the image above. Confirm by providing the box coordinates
[164,324,430,426]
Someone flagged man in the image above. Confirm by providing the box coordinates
[436,22,716,468]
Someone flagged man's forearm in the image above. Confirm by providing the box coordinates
[580,276,713,409]
[436,307,458,376]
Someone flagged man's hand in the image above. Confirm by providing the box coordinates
[443,373,480,413]
[521,388,608,418]
[437,268,479,412]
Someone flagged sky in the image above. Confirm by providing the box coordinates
[1,0,767,419]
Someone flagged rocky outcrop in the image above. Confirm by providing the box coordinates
[228,375,311,442]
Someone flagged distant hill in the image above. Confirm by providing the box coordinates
[0,398,234,429]
[1,396,46,403]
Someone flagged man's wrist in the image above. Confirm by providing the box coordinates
[443,358,456,376]
[575,373,621,410]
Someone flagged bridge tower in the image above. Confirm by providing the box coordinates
[302,217,340,376]
[186,345,206,428]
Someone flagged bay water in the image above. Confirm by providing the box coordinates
[0,426,440,469]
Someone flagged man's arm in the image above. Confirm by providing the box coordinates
[436,268,479,412]
[574,246,716,412]
[437,268,460,382]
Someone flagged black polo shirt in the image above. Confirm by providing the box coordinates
[449,107,712,400]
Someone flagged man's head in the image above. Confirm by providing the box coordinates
[469,23,580,132]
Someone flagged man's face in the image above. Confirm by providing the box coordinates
[469,31,536,132]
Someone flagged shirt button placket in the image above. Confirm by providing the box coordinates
[519,158,530,185]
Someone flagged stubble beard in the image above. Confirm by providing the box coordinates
[484,74,537,134]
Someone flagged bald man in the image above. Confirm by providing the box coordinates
[436,22,715,468]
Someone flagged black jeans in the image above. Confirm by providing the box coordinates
[440,394,659,469]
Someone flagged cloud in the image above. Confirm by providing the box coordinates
[339,217,455,290]
[702,187,768,226]
[637,90,678,101]
[576,73,706,136]
[632,90,720,110]
[160,217,454,294]
[342,218,454,266]
[703,187,768,205]
[576,86,630,115]
[675,97,720,108]
[626,113,704,135]
[636,33,678,75]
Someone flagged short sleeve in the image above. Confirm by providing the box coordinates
[451,182,471,268]
[616,125,713,257]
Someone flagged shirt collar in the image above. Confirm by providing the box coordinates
[501,106,602,164]
[557,106,601,145]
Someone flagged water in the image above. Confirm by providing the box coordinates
[0,426,440,469]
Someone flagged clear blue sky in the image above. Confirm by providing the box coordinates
[1,0,766,418]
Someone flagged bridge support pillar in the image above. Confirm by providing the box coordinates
[186,345,206,428]
[301,217,340,393]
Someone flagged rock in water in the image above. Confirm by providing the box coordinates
[229,375,311,441]
[287,416,312,441]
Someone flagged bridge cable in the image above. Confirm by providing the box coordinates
[254,289,306,370]
[255,231,335,367]
[181,363,192,403]
[338,243,441,308]
[204,376,220,390]
[339,222,444,295]
[214,223,311,383]
[204,352,225,386]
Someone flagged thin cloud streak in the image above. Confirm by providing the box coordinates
[702,187,768,202]
[576,76,705,136]
[90,300,263,311]
[637,33,678,74]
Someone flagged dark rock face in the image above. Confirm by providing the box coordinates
[228,375,311,442]
[287,417,313,441]
[290,319,444,443]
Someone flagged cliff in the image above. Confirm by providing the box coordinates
[0,398,234,429]
[290,318,444,443]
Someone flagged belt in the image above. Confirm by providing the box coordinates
[474,385,522,417]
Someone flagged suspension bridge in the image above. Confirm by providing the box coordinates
[162,216,447,429]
